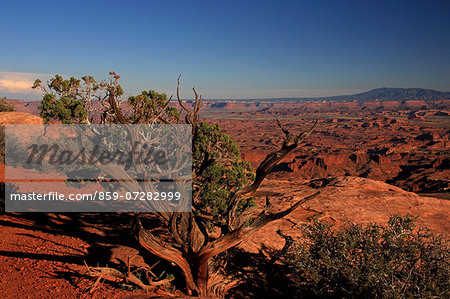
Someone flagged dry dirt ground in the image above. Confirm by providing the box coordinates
[0,212,182,299]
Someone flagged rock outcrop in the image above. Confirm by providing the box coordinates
[241,176,450,253]
[0,112,43,124]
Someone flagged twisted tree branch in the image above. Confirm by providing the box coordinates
[227,119,318,230]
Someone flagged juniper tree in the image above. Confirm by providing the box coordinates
[34,72,318,297]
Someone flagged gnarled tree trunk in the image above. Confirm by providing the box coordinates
[104,75,319,297]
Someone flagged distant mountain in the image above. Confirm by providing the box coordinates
[205,87,450,102]
[321,87,450,102]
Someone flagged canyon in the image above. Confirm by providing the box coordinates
[197,99,449,197]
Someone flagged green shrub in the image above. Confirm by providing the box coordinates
[0,96,15,112]
[284,215,449,298]
[192,122,255,228]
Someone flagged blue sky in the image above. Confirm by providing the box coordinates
[1,0,449,100]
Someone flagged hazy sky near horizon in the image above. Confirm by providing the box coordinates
[1,0,449,100]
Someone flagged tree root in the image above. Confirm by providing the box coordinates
[81,257,174,293]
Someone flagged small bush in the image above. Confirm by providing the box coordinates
[0,96,15,112]
[283,215,449,298]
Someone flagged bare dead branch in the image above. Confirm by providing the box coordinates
[227,119,318,230]
[200,191,321,261]
[105,73,130,124]
[176,75,202,126]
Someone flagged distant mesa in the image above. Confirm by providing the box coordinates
[327,87,450,102]
[202,87,450,102]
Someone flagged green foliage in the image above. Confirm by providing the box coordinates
[128,90,179,122]
[35,75,89,124]
[35,74,177,124]
[193,122,239,162]
[39,93,87,124]
[283,215,449,298]
[0,96,15,112]
[193,122,255,225]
